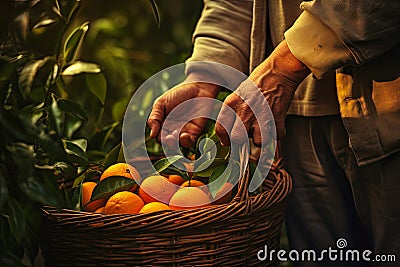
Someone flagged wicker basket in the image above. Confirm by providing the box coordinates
[40,158,292,267]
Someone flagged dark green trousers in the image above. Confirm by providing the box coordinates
[283,115,400,267]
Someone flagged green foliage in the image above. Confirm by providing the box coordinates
[0,0,203,264]
[0,0,171,263]
[89,176,136,203]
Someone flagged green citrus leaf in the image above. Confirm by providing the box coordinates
[72,169,101,188]
[161,166,190,181]
[33,18,56,29]
[153,155,184,174]
[63,21,89,63]
[57,98,88,121]
[208,161,240,198]
[208,166,230,198]
[90,176,136,202]
[86,73,107,105]
[62,139,88,165]
[50,99,63,136]
[71,183,83,211]
[62,61,101,76]
[18,57,51,97]
[193,158,227,177]
[148,0,160,28]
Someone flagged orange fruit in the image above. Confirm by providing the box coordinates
[94,206,105,213]
[212,182,234,205]
[181,179,209,195]
[82,182,107,212]
[168,174,186,186]
[100,163,141,182]
[138,175,177,204]
[169,187,212,210]
[139,202,170,214]
[104,191,144,214]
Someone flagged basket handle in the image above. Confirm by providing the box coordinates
[232,142,285,203]
[231,144,251,203]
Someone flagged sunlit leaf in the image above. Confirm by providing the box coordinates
[153,155,184,174]
[85,73,107,105]
[63,21,89,63]
[33,18,56,29]
[62,61,101,76]
[90,176,136,202]
[62,139,88,164]
[148,0,160,28]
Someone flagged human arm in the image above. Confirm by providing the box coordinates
[216,0,399,146]
[215,40,310,145]
[285,1,400,78]
[148,0,253,148]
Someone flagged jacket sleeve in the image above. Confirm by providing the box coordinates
[186,0,253,75]
[284,1,400,78]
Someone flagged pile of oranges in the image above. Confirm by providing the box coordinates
[81,163,234,215]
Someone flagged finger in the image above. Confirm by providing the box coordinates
[164,134,177,149]
[230,115,249,145]
[251,120,262,147]
[180,132,196,148]
[147,100,165,138]
[148,120,161,139]
[230,100,255,144]
[215,95,238,146]
[251,114,274,147]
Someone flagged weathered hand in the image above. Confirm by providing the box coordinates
[215,40,310,146]
[147,75,219,148]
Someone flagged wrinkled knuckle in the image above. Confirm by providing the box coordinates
[224,94,240,107]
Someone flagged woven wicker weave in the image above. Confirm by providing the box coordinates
[41,159,291,267]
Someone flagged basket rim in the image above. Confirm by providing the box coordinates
[41,162,291,232]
